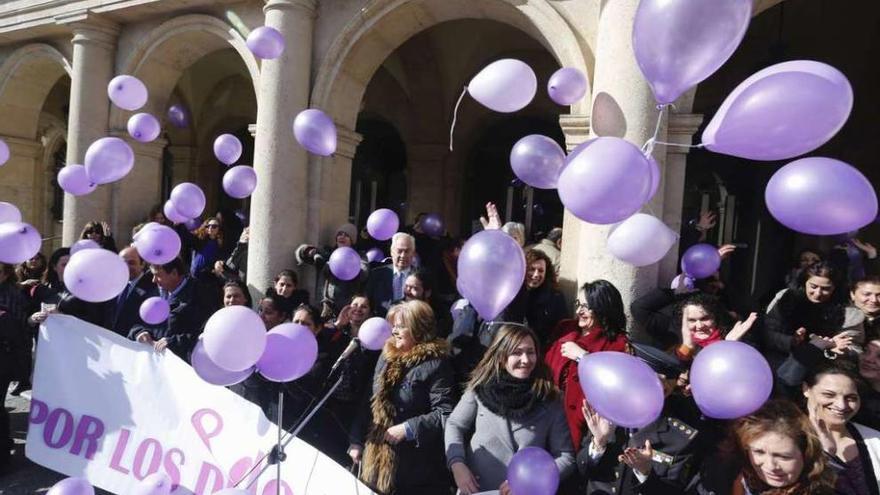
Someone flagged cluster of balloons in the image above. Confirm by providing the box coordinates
[162,182,207,226]
[212,133,258,199]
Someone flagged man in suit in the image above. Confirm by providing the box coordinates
[366,232,416,317]
[129,258,208,360]
[110,246,157,337]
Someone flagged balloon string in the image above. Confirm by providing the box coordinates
[648,140,706,149]
[642,104,668,157]
[449,86,467,151]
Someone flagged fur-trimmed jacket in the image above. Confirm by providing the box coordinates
[355,338,457,494]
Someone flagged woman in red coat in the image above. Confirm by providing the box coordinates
[545,280,629,449]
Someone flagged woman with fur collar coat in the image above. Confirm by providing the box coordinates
[350,300,457,495]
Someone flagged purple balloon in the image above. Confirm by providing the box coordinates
[0,138,9,166]
[510,135,565,189]
[633,0,751,104]
[170,182,206,219]
[557,137,652,225]
[139,296,170,325]
[420,213,444,237]
[645,156,661,203]
[191,340,253,386]
[366,247,384,263]
[213,133,243,166]
[184,217,201,231]
[84,137,135,185]
[64,248,129,302]
[547,67,588,106]
[293,109,337,156]
[167,104,189,128]
[107,74,148,111]
[0,222,41,264]
[132,471,172,495]
[691,341,772,419]
[579,351,664,428]
[127,113,161,143]
[70,239,100,255]
[359,317,392,351]
[457,230,525,320]
[247,26,285,60]
[468,59,537,113]
[703,61,853,161]
[328,247,362,281]
[163,200,188,225]
[257,323,319,382]
[507,447,559,495]
[58,164,97,196]
[47,477,94,495]
[202,306,267,372]
[607,214,677,267]
[0,201,21,223]
[134,224,181,264]
[766,157,877,236]
[366,209,399,241]
[680,243,721,279]
[222,166,258,199]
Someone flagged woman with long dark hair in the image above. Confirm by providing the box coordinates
[445,324,574,494]
[524,249,568,347]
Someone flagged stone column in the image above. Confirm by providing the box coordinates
[111,133,167,246]
[557,115,590,303]
[407,142,447,223]
[167,145,196,185]
[247,0,317,295]
[0,136,43,225]
[57,14,119,245]
[558,0,664,316]
[307,125,362,245]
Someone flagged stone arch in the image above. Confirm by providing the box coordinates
[0,43,71,138]
[109,14,260,130]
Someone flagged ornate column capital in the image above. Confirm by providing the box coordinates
[264,0,318,18]
[666,113,704,155]
[559,114,591,152]
[335,125,363,160]
[0,135,43,158]
[55,11,119,50]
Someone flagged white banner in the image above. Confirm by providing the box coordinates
[26,315,375,495]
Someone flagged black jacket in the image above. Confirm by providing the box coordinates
[128,277,208,359]
[108,273,158,337]
[526,285,569,348]
[762,290,845,370]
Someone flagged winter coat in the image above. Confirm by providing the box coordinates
[526,285,569,348]
[762,289,845,370]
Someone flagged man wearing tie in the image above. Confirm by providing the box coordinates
[129,257,208,360]
[110,246,157,337]
[366,232,416,317]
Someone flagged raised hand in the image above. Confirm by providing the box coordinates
[619,439,653,477]
[582,399,614,450]
[726,312,758,341]
[479,202,502,230]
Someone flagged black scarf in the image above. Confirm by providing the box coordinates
[475,372,540,420]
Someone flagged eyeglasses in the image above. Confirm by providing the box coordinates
[573,300,589,313]
[206,224,220,229]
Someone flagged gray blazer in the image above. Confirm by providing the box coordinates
[444,388,575,492]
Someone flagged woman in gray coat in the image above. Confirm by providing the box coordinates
[445,324,575,494]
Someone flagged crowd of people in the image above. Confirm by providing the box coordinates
[3,201,880,495]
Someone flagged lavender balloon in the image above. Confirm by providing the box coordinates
[703,61,853,161]
[457,230,525,320]
[247,26,285,60]
[420,213,444,237]
[366,247,384,263]
[328,247,362,281]
[0,138,9,166]
[58,164,97,196]
[468,59,537,113]
[645,156,661,203]
[293,109,337,156]
[366,208,399,241]
[202,306,267,372]
[170,182,206,219]
[0,201,21,223]
[108,75,148,111]
[579,351,664,428]
[222,165,258,199]
[607,214,677,267]
[0,222,41,264]
[547,67,588,106]
[134,224,181,264]
[70,239,100,255]
[140,296,170,325]
[132,471,172,495]
[257,323,319,382]
[557,137,652,224]
[84,137,135,184]
[213,133,243,166]
[691,341,772,419]
[633,0,751,104]
[184,217,201,231]
[163,199,188,225]
[510,135,565,189]
[359,317,392,351]
[191,340,253,386]
[167,104,189,128]
[766,157,877,236]
[680,243,721,279]
[64,248,129,302]
[507,447,559,495]
[213,489,251,495]
[47,477,94,495]
[127,113,161,143]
